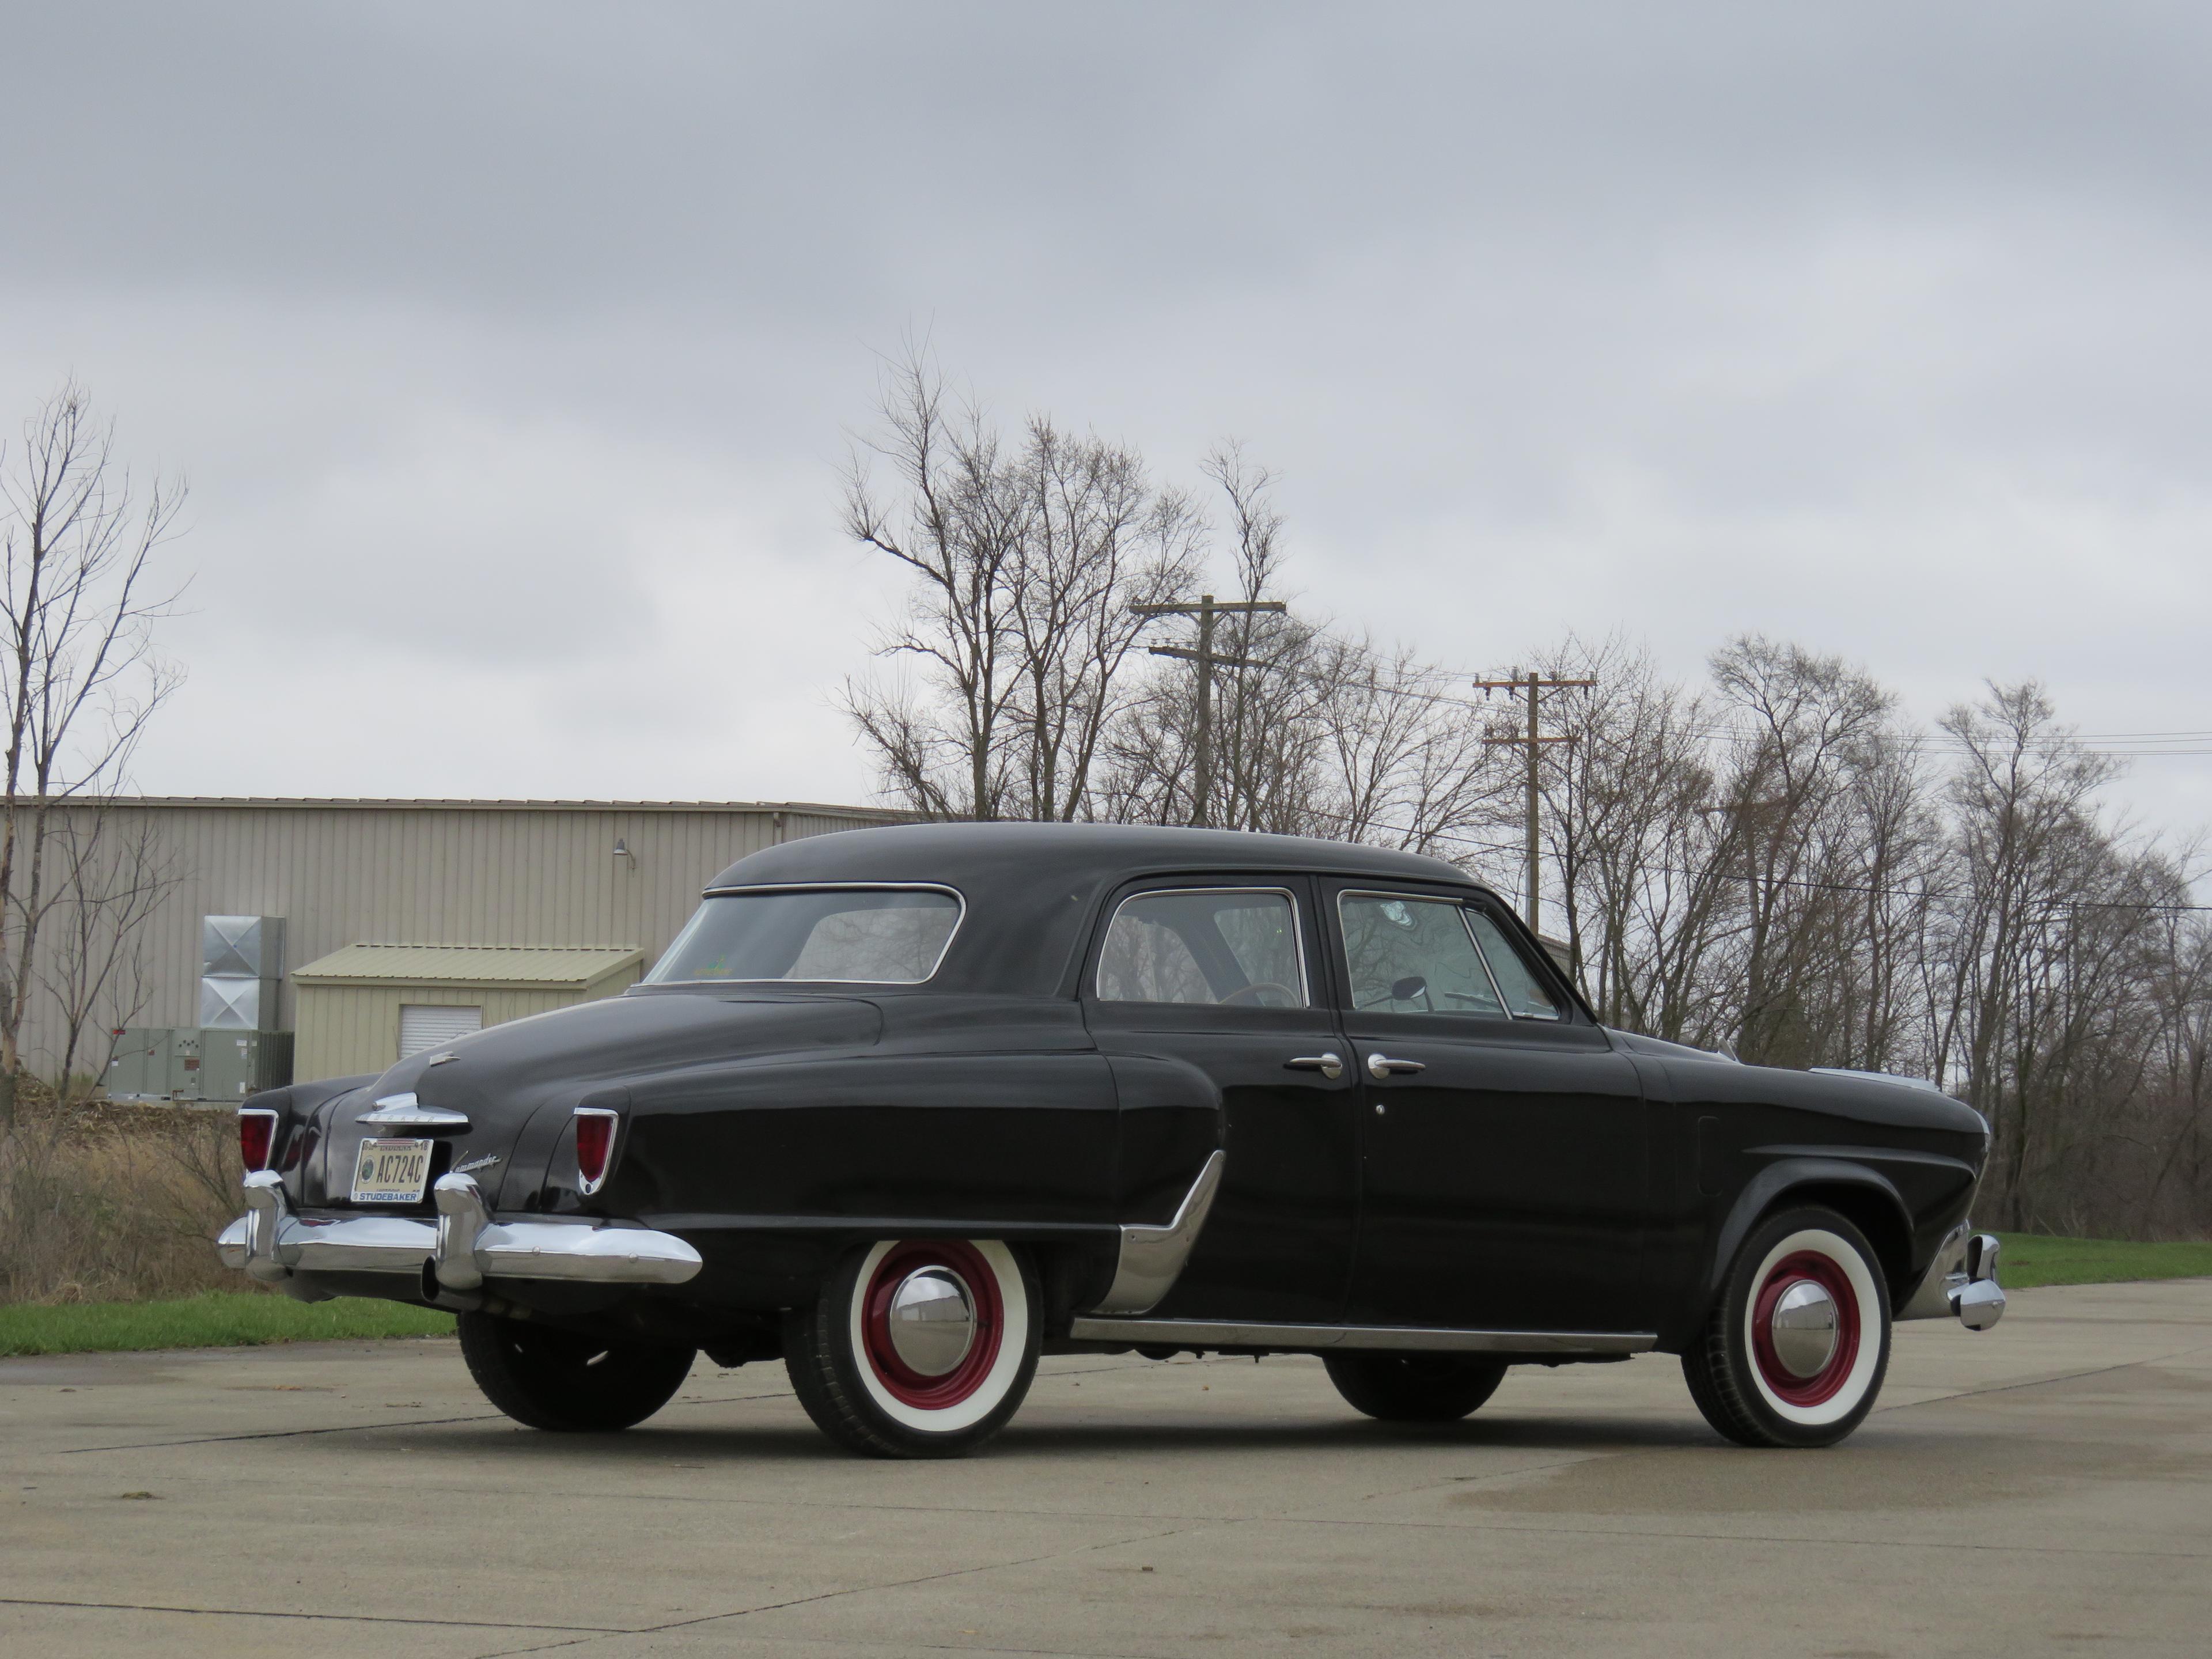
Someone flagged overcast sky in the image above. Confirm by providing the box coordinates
[5,2,2207,841]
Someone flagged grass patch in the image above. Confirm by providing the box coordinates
[0,1290,453,1357]
[1995,1233,2212,1289]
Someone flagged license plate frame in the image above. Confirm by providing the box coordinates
[350,1138,435,1205]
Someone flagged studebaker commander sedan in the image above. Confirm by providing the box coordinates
[217,823,2004,1457]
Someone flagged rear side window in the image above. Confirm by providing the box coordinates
[1096,889,1306,1008]
[648,888,963,984]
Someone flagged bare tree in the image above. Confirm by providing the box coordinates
[1707,636,1897,1067]
[836,366,2212,1240]
[1525,637,1737,1043]
[40,806,181,1104]
[840,355,1024,819]
[0,383,185,1125]
[840,351,1199,821]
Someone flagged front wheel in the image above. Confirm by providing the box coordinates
[457,1312,695,1431]
[784,1238,1040,1458]
[1324,1351,1508,1422]
[1683,1206,1892,1449]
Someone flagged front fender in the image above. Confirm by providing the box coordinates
[1685,1156,1914,1333]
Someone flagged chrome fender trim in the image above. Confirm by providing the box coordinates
[214,1172,703,1287]
[1088,1150,1225,1317]
[1067,1316,1656,1355]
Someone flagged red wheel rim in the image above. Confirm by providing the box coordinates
[1750,1249,1861,1407]
[860,1240,1005,1410]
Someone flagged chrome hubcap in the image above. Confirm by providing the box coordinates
[1769,1279,1841,1377]
[886,1267,976,1377]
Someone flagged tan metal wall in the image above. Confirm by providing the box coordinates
[294,969,643,1084]
[19,799,890,1076]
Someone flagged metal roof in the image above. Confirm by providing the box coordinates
[291,943,647,988]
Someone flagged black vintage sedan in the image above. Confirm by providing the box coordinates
[219,823,2004,1456]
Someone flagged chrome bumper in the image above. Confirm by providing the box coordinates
[1898,1221,2005,1330]
[215,1171,702,1290]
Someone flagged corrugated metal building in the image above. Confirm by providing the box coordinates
[25,798,889,1088]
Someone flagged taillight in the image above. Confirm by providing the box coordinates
[574,1108,619,1196]
[238,1108,278,1173]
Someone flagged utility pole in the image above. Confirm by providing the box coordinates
[1132,592,1287,828]
[1477,669,1596,932]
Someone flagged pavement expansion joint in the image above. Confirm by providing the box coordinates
[57,1385,800,1454]
[1872,1342,2212,1412]
[1266,1512,2212,1558]
[467,1524,1200,1659]
[0,1594,623,1635]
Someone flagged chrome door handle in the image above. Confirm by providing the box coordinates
[1366,1052,1425,1079]
[1286,1052,1344,1081]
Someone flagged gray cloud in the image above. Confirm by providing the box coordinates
[4,2,2207,831]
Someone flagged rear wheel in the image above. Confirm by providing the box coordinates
[1324,1351,1508,1422]
[1683,1205,1892,1449]
[785,1238,1040,1458]
[457,1312,695,1431]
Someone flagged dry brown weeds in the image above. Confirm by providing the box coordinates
[0,1100,243,1304]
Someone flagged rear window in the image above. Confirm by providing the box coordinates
[647,888,963,985]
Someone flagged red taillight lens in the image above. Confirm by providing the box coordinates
[574,1109,618,1195]
[238,1108,276,1172]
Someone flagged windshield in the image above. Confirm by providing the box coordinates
[646,887,963,985]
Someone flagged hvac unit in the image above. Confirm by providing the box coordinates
[105,1028,177,1100]
[196,1029,296,1100]
[200,915,285,1031]
[103,1025,294,1101]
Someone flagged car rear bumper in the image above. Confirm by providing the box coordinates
[215,1170,702,1290]
[1897,1221,2005,1329]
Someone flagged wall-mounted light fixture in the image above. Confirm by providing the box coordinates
[613,838,637,871]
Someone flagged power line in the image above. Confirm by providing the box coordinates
[1171,622,2212,761]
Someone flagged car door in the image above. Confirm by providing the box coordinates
[1083,876,1360,1324]
[1324,881,1651,1335]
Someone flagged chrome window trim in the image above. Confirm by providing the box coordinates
[1334,886,1511,1017]
[646,881,968,988]
[1092,884,1313,1009]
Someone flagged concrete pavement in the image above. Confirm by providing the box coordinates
[3,1278,2209,1658]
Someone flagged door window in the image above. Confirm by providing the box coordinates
[1337,893,1505,1015]
[1465,911,1563,1020]
[1096,888,1307,1007]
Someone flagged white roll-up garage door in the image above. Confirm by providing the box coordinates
[399,1004,483,1060]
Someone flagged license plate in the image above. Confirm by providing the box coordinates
[351,1138,434,1204]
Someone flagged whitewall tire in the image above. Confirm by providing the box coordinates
[1683,1206,1892,1449]
[785,1238,1040,1457]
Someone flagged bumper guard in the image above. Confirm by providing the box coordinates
[215,1171,702,1289]
[1897,1221,2005,1330]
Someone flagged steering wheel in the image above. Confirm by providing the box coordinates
[1220,982,1299,1007]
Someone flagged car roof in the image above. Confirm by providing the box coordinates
[699,822,1491,997]
[709,821,1475,891]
